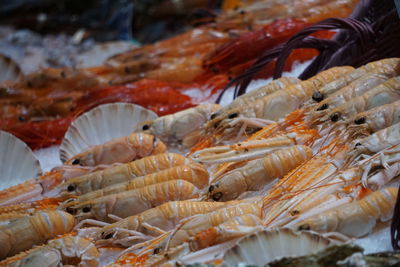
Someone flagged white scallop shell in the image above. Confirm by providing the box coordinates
[0,130,42,190]
[59,103,158,162]
[0,54,21,82]
[222,228,333,266]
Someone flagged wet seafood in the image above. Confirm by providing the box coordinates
[137,104,221,148]
[72,163,208,202]
[294,187,398,238]
[65,133,167,166]
[64,180,199,222]
[0,235,99,267]
[0,211,75,260]
[207,145,313,201]
[95,201,229,247]
[57,153,190,196]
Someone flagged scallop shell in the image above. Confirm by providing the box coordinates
[59,103,158,162]
[0,54,21,82]
[222,228,333,266]
[0,130,42,190]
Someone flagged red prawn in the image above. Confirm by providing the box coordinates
[2,76,229,150]
[204,18,311,72]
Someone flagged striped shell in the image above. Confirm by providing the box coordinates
[59,103,158,162]
[222,228,333,266]
[0,130,42,190]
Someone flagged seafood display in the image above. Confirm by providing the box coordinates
[0,0,359,149]
[3,0,400,266]
[1,54,400,266]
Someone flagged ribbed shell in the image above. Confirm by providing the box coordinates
[0,54,21,82]
[222,228,333,266]
[0,130,42,190]
[59,103,158,162]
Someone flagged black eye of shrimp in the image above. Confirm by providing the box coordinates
[298,224,311,231]
[66,207,76,215]
[208,185,215,193]
[355,142,362,147]
[82,206,91,213]
[153,247,162,254]
[67,184,76,192]
[312,91,324,102]
[210,113,218,120]
[228,112,239,119]
[72,158,80,165]
[330,112,340,122]
[142,124,150,130]
[103,232,114,239]
[316,103,328,111]
[212,192,223,201]
[354,117,366,124]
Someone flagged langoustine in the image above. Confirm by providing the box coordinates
[0,235,99,267]
[65,132,167,166]
[63,180,199,222]
[71,163,209,202]
[136,104,221,149]
[0,210,75,260]
[292,187,398,238]
[56,153,191,196]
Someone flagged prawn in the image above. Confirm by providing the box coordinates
[73,163,209,202]
[64,133,167,166]
[94,201,229,247]
[65,180,199,222]
[136,104,221,148]
[57,153,191,196]
[207,145,313,201]
[0,210,75,260]
[0,235,99,267]
[293,187,398,238]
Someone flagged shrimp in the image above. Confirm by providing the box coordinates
[294,187,398,238]
[95,201,229,247]
[57,153,191,196]
[0,235,99,267]
[206,66,353,136]
[260,148,351,226]
[228,77,300,108]
[352,121,400,155]
[0,165,93,206]
[192,127,317,164]
[65,180,199,222]
[206,67,352,143]
[347,100,400,138]
[311,58,400,102]
[0,211,75,260]
[64,133,167,166]
[309,73,396,122]
[353,143,400,189]
[205,77,299,130]
[188,214,263,251]
[162,203,261,250]
[73,163,209,202]
[136,104,221,148]
[267,167,364,228]
[147,214,263,266]
[207,145,313,201]
[323,76,400,124]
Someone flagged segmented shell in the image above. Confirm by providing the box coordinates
[59,103,158,162]
[0,130,42,190]
[222,228,333,266]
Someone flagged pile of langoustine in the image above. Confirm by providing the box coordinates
[2,57,400,266]
[0,0,358,150]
